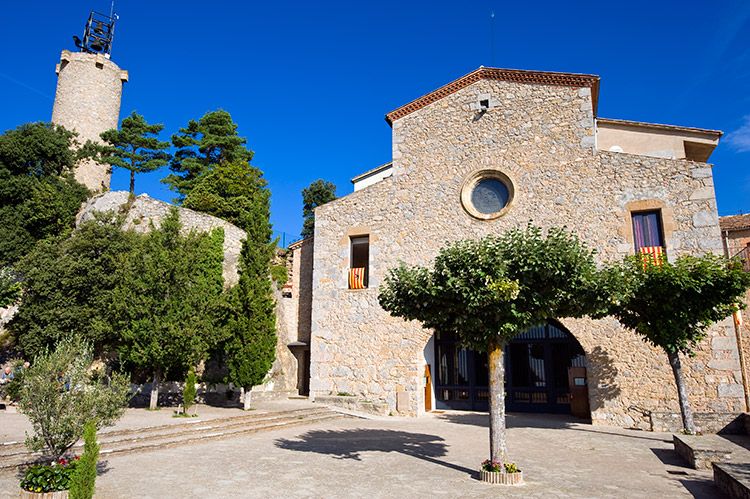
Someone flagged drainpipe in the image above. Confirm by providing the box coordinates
[725,229,750,412]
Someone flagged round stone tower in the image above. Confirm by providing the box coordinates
[51,50,128,192]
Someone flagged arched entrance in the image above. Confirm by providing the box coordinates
[433,321,587,414]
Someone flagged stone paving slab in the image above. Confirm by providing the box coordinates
[0,408,721,498]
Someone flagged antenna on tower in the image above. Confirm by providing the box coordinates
[72,9,118,58]
[490,10,496,66]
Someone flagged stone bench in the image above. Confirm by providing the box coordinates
[674,434,738,470]
[714,462,750,499]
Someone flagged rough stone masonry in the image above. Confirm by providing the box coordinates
[307,69,743,429]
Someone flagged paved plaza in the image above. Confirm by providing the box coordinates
[0,403,720,498]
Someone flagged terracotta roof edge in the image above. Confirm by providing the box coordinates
[385,66,600,125]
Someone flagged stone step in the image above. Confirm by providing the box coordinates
[97,409,336,451]
[674,434,750,470]
[714,462,750,499]
[0,408,343,470]
[0,407,330,456]
[101,412,342,456]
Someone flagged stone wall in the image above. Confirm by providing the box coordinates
[52,50,128,192]
[309,76,744,424]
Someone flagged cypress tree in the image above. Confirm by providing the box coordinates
[69,421,99,499]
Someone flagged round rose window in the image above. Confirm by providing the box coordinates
[461,170,515,220]
[471,178,510,214]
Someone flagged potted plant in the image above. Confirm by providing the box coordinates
[480,460,523,485]
[19,457,79,498]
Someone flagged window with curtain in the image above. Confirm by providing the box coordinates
[631,211,664,251]
[349,236,369,289]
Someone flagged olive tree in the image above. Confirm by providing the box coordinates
[18,337,130,459]
[608,253,750,434]
[379,225,610,465]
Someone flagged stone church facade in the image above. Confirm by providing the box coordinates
[287,67,746,431]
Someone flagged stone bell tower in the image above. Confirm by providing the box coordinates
[51,11,128,192]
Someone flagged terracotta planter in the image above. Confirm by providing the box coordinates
[19,489,69,499]
[479,469,524,485]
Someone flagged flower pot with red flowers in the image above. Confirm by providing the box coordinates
[19,457,80,498]
[479,460,524,485]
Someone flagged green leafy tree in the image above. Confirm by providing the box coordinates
[112,208,225,410]
[68,421,99,499]
[182,367,197,415]
[379,225,609,465]
[0,122,89,266]
[301,179,336,239]
[608,253,750,434]
[18,337,130,459]
[164,110,253,199]
[0,267,21,308]
[97,112,171,195]
[9,214,135,359]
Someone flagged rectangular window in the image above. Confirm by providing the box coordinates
[631,210,664,251]
[349,236,369,289]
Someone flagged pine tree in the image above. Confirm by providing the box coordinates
[97,112,171,195]
[164,110,253,199]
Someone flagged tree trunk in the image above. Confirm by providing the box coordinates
[149,370,160,411]
[488,339,507,463]
[241,387,252,411]
[667,351,696,434]
[129,170,135,194]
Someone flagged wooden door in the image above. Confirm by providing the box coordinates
[568,366,590,419]
[424,364,432,412]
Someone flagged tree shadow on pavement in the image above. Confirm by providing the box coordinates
[439,412,671,442]
[275,428,477,478]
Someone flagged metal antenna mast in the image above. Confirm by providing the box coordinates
[490,10,496,66]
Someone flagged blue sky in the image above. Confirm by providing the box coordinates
[2,1,749,238]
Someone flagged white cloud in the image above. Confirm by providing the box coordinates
[726,115,750,152]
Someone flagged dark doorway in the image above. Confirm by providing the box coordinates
[434,321,586,414]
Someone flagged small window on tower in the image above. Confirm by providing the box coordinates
[349,236,369,289]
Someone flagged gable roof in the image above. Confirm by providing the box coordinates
[385,67,600,125]
[720,214,750,232]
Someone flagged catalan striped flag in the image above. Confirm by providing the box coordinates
[349,267,367,289]
[639,246,665,268]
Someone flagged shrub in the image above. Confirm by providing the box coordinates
[68,421,99,499]
[18,337,130,459]
[20,458,79,493]
[183,367,197,415]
